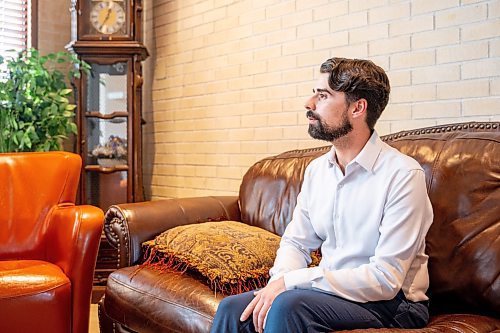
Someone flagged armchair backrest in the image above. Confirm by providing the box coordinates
[239,122,500,316]
[0,152,81,260]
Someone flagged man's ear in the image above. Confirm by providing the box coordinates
[352,99,368,119]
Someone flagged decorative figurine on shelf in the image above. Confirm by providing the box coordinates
[91,135,127,167]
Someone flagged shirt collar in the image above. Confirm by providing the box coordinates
[327,131,383,173]
[354,131,382,172]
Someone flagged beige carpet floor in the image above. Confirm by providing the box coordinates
[90,304,99,333]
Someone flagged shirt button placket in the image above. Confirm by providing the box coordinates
[335,183,343,247]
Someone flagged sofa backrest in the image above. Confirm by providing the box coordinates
[239,146,326,235]
[239,121,499,316]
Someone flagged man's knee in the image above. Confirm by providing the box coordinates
[264,291,311,332]
[217,294,241,315]
[216,291,255,318]
[269,290,305,317]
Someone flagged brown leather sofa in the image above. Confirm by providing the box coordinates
[0,152,104,333]
[99,122,500,333]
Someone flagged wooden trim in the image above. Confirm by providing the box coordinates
[84,165,129,173]
[86,111,129,119]
[31,0,38,49]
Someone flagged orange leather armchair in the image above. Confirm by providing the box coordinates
[0,152,104,333]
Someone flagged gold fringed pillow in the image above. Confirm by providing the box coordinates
[142,221,281,295]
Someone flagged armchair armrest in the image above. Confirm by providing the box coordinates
[45,204,104,333]
[103,196,240,268]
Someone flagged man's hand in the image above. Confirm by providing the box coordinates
[239,277,286,333]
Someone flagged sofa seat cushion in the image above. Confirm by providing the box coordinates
[104,267,500,333]
[336,314,500,332]
[0,260,70,298]
[0,260,71,332]
[142,221,281,294]
[103,265,224,333]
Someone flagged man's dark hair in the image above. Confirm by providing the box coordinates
[320,58,390,130]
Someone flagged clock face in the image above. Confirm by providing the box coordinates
[90,1,126,35]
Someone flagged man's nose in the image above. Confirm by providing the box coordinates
[304,96,315,110]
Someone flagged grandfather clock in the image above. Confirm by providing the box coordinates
[68,0,148,292]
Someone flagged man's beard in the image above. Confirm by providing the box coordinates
[307,109,353,142]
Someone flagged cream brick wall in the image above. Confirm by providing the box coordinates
[144,0,500,200]
[35,0,74,151]
[36,0,71,55]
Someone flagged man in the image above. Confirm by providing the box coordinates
[210,58,433,333]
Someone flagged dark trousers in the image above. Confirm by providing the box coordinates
[210,289,429,333]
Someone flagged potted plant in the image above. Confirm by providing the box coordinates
[0,48,90,152]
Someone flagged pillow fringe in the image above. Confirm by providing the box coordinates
[142,247,189,274]
[209,273,269,295]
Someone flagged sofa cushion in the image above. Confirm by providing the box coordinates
[386,130,500,316]
[336,314,500,332]
[0,260,70,298]
[142,221,281,294]
[0,260,72,332]
[102,266,500,333]
[103,265,221,333]
[239,147,325,235]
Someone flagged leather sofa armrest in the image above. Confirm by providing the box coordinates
[103,196,241,267]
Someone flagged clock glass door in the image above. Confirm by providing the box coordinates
[83,60,130,211]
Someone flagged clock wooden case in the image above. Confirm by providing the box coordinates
[68,0,148,293]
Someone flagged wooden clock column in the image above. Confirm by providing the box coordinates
[68,0,149,299]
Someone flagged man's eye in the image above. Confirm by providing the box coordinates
[319,93,327,99]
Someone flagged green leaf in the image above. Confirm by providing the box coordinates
[23,133,32,149]
[69,122,77,134]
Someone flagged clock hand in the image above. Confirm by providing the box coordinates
[100,8,112,30]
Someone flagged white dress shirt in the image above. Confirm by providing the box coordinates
[269,131,433,303]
